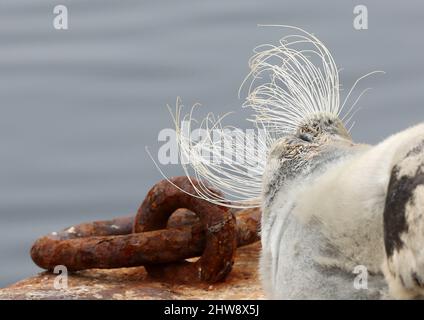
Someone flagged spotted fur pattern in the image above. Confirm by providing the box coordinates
[261,121,424,299]
[383,140,424,299]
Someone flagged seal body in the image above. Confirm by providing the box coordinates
[260,120,424,299]
[170,28,424,299]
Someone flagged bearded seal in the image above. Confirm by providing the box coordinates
[164,26,424,299]
[260,115,424,299]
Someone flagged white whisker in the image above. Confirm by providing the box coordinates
[154,26,381,208]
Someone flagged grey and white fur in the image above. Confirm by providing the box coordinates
[164,27,424,299]
[261,115,424,299]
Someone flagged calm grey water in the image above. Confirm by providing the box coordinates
[1,0,424,288]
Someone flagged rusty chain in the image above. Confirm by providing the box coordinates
[30,177,261,283]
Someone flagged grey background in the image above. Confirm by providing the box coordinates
[1,0,423,287]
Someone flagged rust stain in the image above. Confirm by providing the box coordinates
[30,177,261,284]
[1,243,264,300]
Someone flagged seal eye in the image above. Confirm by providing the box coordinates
[299,133,313,142]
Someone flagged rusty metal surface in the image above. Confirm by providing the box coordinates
[30,177,261,284]
[136,177,237,283]
[30,224,207,271]
[30,208,260,273]
[1,242,264,300]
